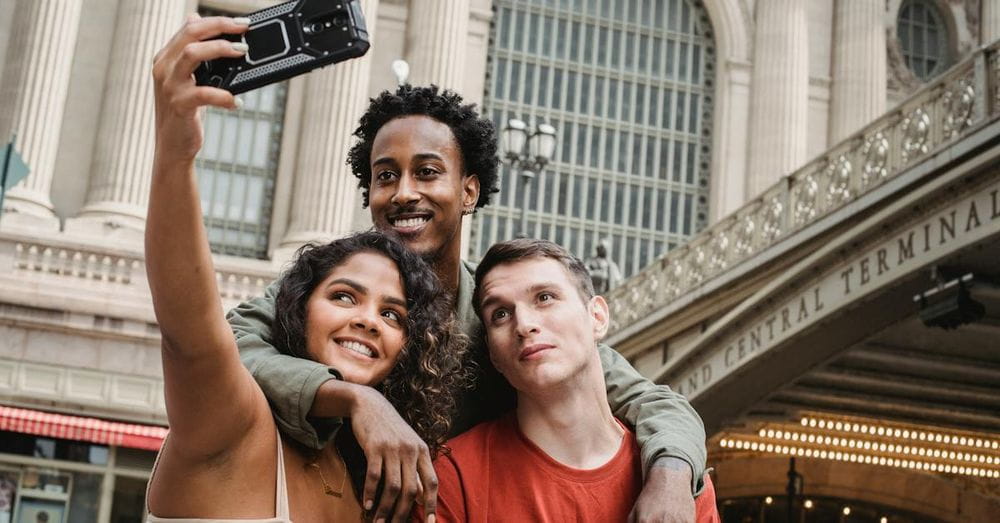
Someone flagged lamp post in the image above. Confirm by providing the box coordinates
[499,119,557,238]
[786,457,804,523]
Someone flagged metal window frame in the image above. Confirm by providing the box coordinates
[475,0,715,277]
[196,6,289,260]
[897,0,950,81]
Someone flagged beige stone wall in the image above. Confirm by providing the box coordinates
[0,0,987,424]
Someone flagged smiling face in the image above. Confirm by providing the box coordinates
[478,257,610,393]
[304,251,408,386]
[368,115,480,261]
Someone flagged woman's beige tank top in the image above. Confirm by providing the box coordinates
[145,429,292,523]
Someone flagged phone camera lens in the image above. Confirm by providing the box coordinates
[305,22,324,34]
[332,14,347,27]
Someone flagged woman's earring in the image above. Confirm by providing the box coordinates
[462,208,474,216]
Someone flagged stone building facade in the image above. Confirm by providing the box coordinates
[0,0,996,521]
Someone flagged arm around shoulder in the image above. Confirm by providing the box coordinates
[228,280,342,449]
[598,343,707,493]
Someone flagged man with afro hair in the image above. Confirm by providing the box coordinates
[229,85,707,522]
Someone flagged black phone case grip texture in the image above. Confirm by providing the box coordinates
[194,0,370,95]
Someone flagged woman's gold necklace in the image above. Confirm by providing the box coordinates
[308,452,346,498]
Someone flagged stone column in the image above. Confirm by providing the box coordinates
[984,1,1000,45]
[745,0,809,199]
[403,1,474,256]
[0,0,83,225]
[67,0,186,237]
[404,0,469,92]
[279,0,379,251]
[828,0,886,144]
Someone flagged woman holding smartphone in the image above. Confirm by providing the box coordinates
[144,15,465,521]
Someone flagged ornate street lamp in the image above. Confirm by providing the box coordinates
[499,119,557,238]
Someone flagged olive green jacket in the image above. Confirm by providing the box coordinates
[229,260,707,492]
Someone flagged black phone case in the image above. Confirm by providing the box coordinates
[195,0,370,95]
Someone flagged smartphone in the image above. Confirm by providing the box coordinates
[194,0,370,95]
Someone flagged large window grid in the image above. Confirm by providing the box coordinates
[195,82,287,259]
[897,0,949,81]
[474,0,714,277]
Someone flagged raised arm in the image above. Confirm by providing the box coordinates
[146,15,266,460]
[599,343,706,522]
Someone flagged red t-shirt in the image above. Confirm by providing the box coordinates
[419,413,720,522]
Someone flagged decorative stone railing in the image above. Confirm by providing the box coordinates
[0,232,279,326]
[14,241,144,286]
[606,42,1000,335]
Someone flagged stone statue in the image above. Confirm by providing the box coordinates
[586,239,622,294]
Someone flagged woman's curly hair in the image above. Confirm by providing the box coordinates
[346,84,500,210]
[271,231,471,452]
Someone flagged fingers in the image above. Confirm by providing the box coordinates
[155,16,248,81]
[153,16,249,116]
[363,454,383,515]
[173,39,248,78]
[392,455,421,522]
[417,452,439,523]
[168,16,249,53]
[374,457,401,523]
[169,86,239,112]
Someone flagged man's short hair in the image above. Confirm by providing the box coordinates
[473,238,595,319]
[346,84,500,209]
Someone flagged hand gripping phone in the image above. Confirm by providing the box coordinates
[195,0,370,95]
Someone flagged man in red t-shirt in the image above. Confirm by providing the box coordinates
[418,239,720,522]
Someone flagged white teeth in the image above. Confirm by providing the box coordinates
[340,340,375,358]
[392,217,429,228]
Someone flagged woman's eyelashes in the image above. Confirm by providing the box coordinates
[381,308,404,324]
[331,291,355,304]
[331,290,405,327]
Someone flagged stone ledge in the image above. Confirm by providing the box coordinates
[0,357,166,425]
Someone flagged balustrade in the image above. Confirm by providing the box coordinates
[607,44,1000,334]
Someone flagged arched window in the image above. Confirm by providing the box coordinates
[897,0,950,81]
[473,0,716,278]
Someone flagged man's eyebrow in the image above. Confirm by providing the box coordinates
[371,156,396,169]
[479,281,559,309]
[413,152,445,162]
[479,292,502,311]
[527,283,559,295]
[326,278,367,294]
[372,153,444,169]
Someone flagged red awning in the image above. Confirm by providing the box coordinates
[0,405,167,451]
